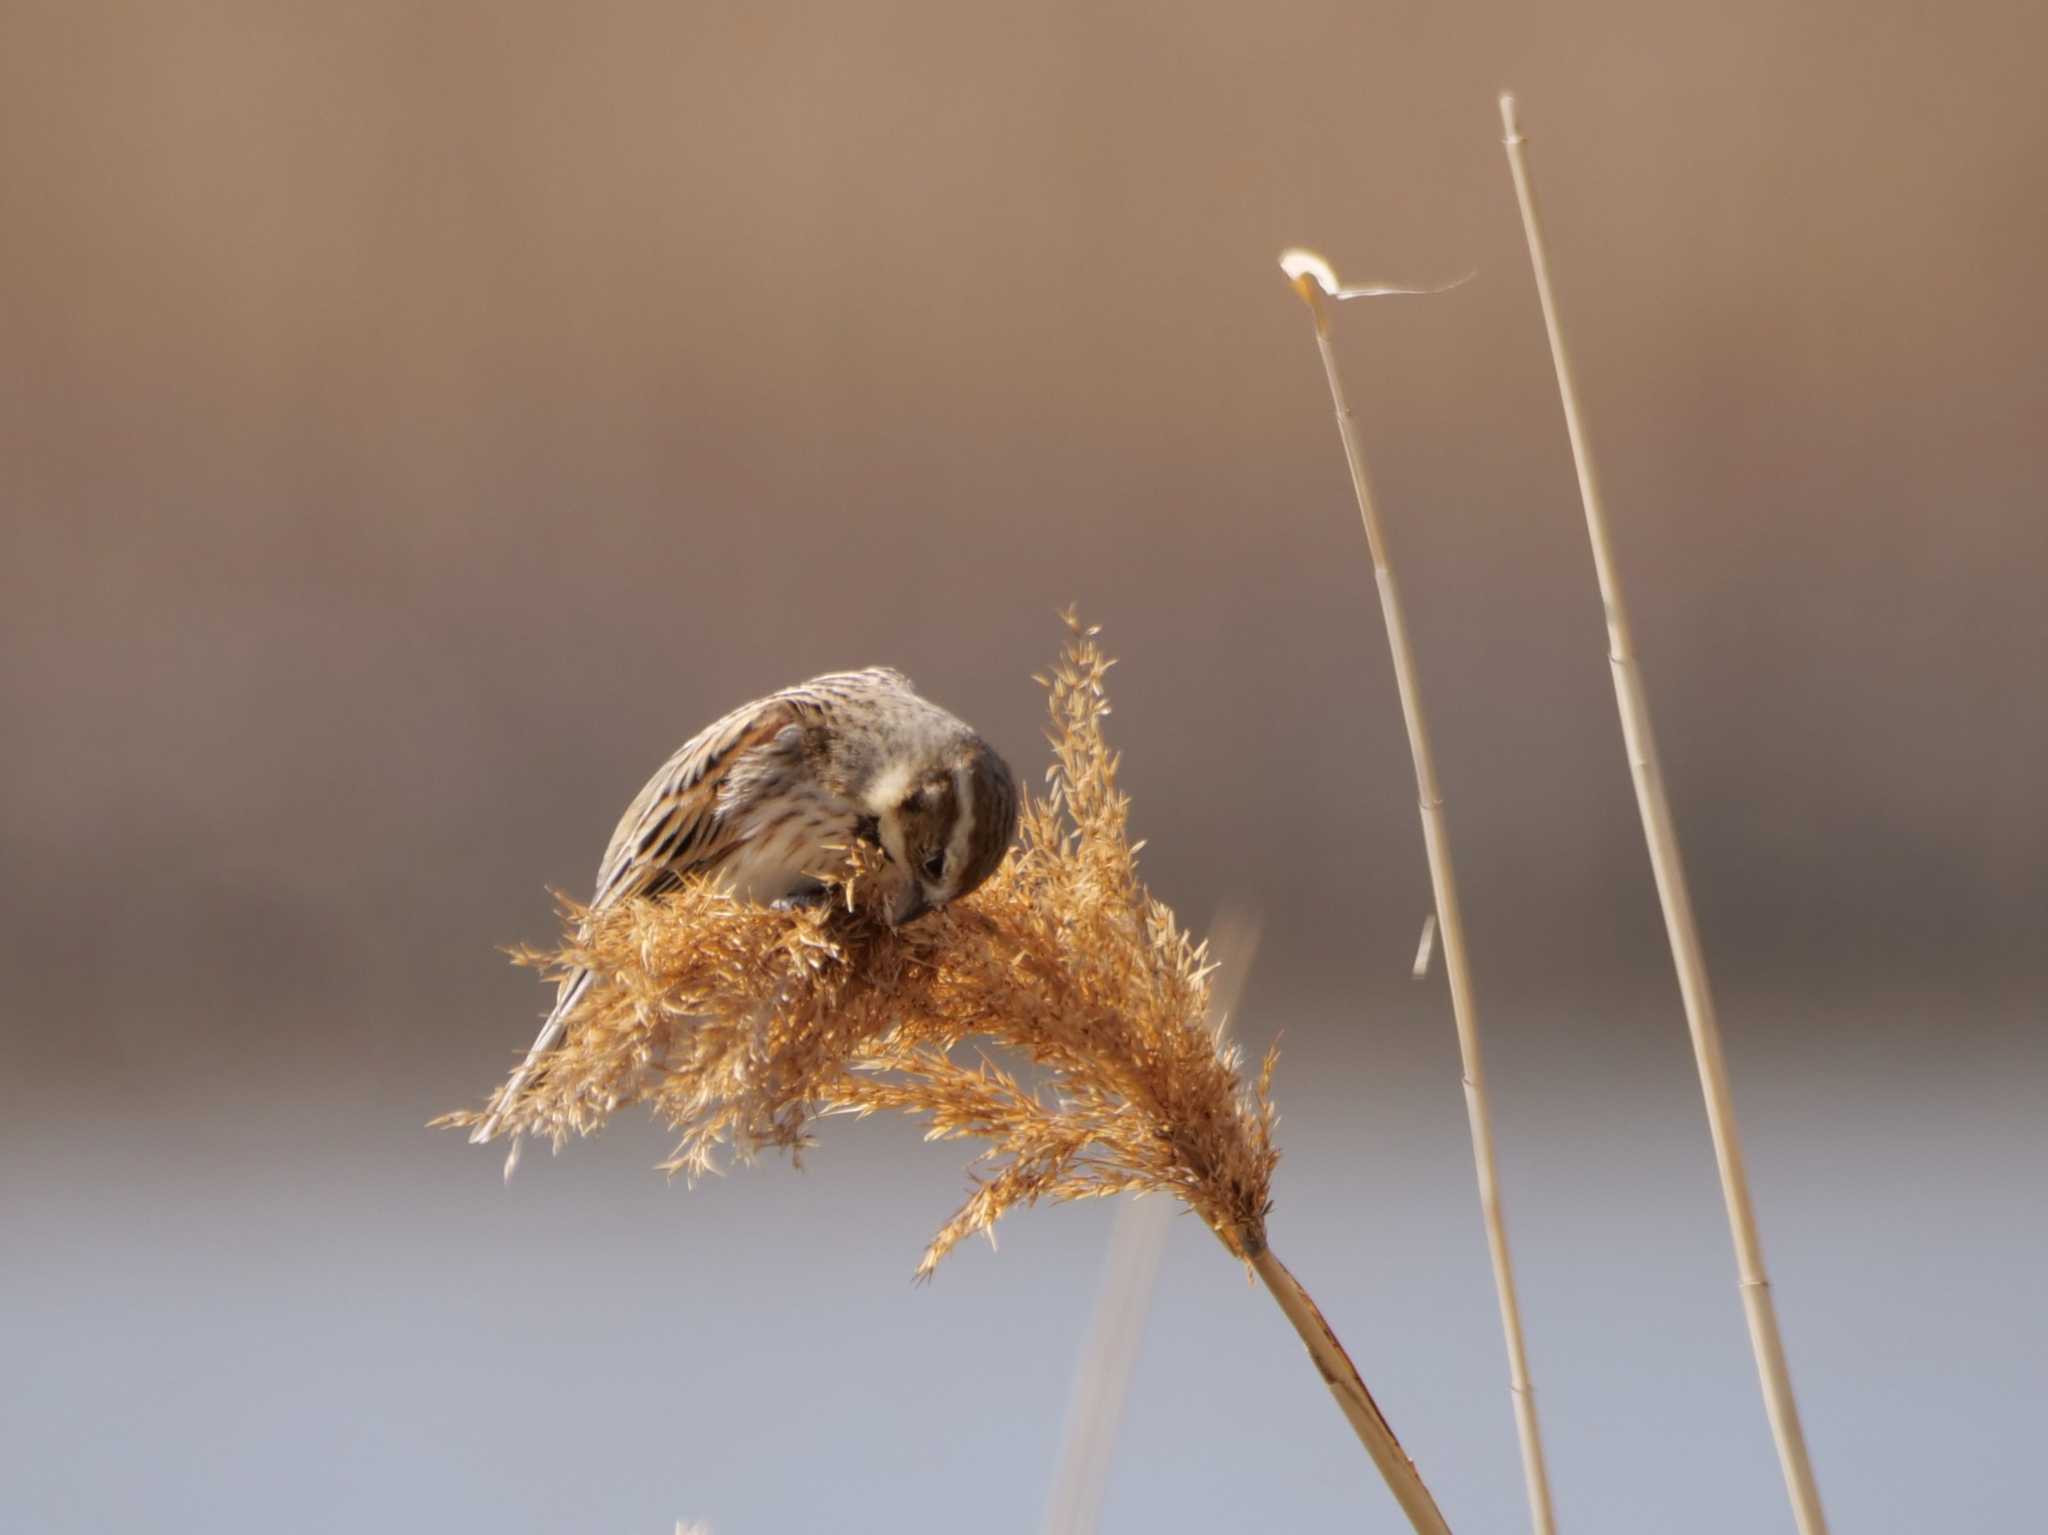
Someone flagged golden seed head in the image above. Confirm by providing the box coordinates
[445,612,1279,1276]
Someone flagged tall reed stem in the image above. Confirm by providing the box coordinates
[1496,91,1830,1535]
[1249,1244,1453,1535]
[1041,1196,1172,1535]
[1286,267,1558,1535]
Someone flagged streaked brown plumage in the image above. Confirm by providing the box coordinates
[475,667,1016,1162]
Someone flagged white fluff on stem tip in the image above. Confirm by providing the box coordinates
[1496,90,1831,1535]
[1279,247,1473,301]
[1280,245,1558,1535]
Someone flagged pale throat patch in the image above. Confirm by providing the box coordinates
[863,760,917,872]
[863,760,916,818]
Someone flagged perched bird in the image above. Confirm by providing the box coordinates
[474,667,1017,1162]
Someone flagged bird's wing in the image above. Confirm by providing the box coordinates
[590,694,811,910]
[473,693,812,1163]
[479,669,926,1168]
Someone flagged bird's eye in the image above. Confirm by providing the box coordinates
[922,850,947,881]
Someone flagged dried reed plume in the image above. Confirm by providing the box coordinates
[448,612,1273,1271]
[444,612,1453,1531]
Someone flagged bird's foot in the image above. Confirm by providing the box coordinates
[769,882,832,913]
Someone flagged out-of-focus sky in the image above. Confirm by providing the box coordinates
[3,4,2041,1532]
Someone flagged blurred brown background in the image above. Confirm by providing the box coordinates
[3,3,2042,1532]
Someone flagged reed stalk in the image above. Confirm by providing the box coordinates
[1041,1193,1172,1535]
[1496,91,1830,1535]
[1041,915,1258,1535]
[1283,255,1558,1535]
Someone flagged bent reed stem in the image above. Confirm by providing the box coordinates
[1248,1243,1453,1535]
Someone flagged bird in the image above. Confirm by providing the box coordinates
[474,666,1018,1165]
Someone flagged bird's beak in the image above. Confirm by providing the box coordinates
[892,889,929,926]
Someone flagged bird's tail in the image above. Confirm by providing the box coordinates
[471,964,595,1178]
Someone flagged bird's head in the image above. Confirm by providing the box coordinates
[864,737,1018,925]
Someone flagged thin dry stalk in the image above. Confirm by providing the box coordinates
[445,616,1456,1532]
[1041,1194,1172,1535]
[1497,93,1830,1535]
[1285,261,1558,1535]
[1041,914,1259,1535]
